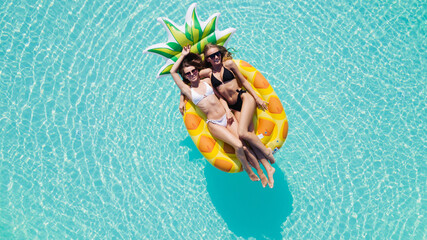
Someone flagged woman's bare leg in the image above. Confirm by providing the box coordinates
[232,112,269,187]
[228,117,268,186]
[240,144,266,187]
[237,93,276,164]
[207,123,259,181]
[252,147,275,188]
[246,120,275,188]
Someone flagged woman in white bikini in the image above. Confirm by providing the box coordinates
[171,45,262,183]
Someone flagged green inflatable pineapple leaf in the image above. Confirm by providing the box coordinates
[144,3,236,78]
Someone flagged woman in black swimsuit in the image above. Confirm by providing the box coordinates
[201,44,277,186]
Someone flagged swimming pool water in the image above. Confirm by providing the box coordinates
[1,0,425,239]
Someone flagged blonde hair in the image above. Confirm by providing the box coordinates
[203,44,233,68]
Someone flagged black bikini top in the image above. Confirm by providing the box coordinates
[211,67,235,89]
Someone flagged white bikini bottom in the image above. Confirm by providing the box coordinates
[206,114,227,127]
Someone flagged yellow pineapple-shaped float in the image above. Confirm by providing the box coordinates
[144,3,288,173]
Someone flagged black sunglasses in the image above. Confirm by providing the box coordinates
[206,51,221,60]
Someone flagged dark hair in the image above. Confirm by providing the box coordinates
[203,43,233,68]
[178,53,203,84]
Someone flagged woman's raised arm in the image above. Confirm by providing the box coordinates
[170,45,192,99]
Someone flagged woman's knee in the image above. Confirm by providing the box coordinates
[243,93,256,105]
[238,129,251,140]
[232,141,244,151]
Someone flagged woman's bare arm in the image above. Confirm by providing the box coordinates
[170,46,192,99]
[178,93,187,115]
[226,60,268,110]
[199,68,211,79]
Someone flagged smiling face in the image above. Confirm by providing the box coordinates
[205,47,222,66]
[178,53,203,84]
[183,66,199,82]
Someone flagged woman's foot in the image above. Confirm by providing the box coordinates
[257,169,268,188]
[266,148,276,164]
[249,172,260,182]
[266,166,276,188]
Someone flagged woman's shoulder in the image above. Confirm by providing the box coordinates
[199,68,212,77]
[200,77,212,85]
[223,59,236,68]
[200,68,212,74]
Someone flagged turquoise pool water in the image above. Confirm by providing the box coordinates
[1,0,425,239]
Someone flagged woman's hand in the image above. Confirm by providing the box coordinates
[226,110,234,124]
[256,97,268,111]
[171,45,191,75]
[179,101,186,115]
[182,45,191,57]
